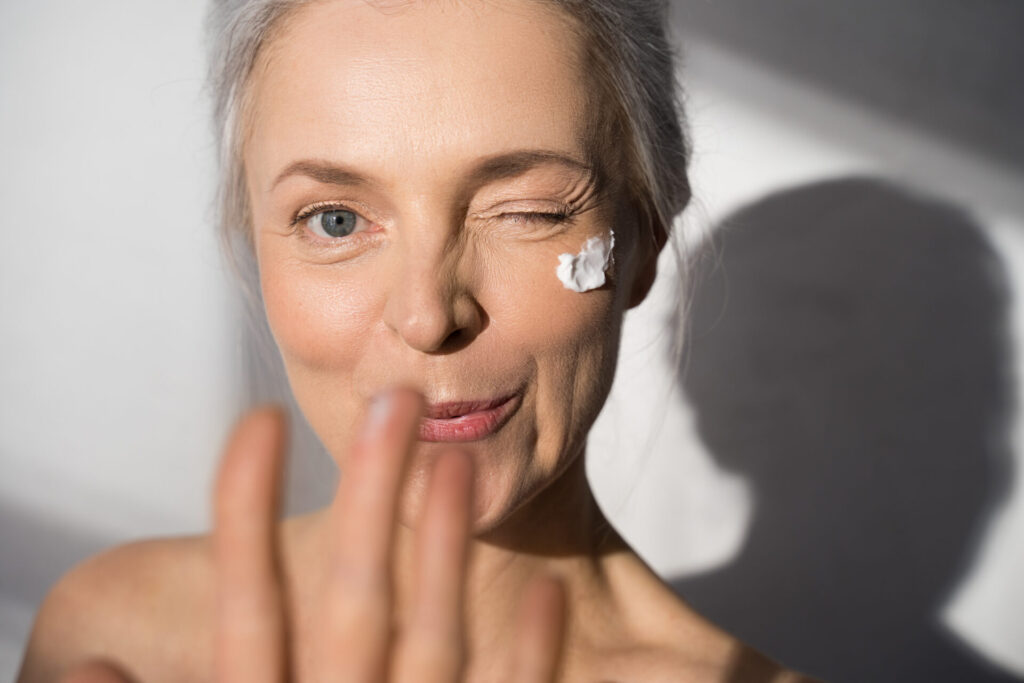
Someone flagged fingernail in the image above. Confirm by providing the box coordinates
[363,389,395,438]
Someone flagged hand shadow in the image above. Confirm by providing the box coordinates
[669,177,1021,682]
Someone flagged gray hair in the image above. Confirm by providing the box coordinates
[205,0,691,263]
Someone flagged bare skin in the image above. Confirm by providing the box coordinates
[19,1,816,681]
[18,398,802,683]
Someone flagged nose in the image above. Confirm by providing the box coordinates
[382,235,484,354]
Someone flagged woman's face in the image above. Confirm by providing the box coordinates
[244,0,652,530]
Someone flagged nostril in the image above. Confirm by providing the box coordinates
[438,327,472,354]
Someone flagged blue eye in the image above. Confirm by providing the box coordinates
[306,208,365,239]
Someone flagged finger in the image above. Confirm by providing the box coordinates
[332,388,423,569]
[510,575,567,683]
[60,660,137,683]
[318,388,422,679]
[392,450,474,682]
[213,407,290,683]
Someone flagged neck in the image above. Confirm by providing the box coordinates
[410,452,626,663]
[292,451,629,675]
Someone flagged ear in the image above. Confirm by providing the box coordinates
[627,208,668,309]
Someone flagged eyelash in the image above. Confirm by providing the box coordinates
[502,210,572,224]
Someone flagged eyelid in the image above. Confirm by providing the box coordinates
[470,200,574,220]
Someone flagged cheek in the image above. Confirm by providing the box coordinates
[258,243,380,451]
[480,239,622,443]
[502,264,613,351]
[480,235,620,357]
[261,259,375,369]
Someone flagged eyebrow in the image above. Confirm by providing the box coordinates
[269,149,593,193]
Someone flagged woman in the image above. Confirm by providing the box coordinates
[19,0,812,681]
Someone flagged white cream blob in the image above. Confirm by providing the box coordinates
[556,230,615,292]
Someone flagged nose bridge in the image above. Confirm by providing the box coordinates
[404,226,458,305]
[382,210,477,353]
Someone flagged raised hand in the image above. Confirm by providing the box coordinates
[61,389,565,682]
[59,389,565,683]
[212,388,566,682]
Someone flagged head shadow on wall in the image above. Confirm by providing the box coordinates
[670,176,1020,683]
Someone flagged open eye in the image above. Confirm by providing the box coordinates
[304,208,371,239]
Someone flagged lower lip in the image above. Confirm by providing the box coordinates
[418,394,521,442]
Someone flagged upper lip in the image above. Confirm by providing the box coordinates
[423,394,517,419]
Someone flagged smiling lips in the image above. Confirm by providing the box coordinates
[418,393,521,442]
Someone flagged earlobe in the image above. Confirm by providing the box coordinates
[626,212,667,309]
[627,246,658,309]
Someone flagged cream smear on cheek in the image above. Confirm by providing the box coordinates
[555,230,615,292]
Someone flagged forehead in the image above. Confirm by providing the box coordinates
[245,0,592,190]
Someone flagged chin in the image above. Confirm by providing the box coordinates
[393,442,534,537]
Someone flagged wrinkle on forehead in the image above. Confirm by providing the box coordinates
[245,0,583,127]
[243,0,626,215]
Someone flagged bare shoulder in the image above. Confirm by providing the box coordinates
[597,551,821,683]
[17,534,215,683]
[602,643,819,683]
[608,608,821,683]
[606,611,819,683]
